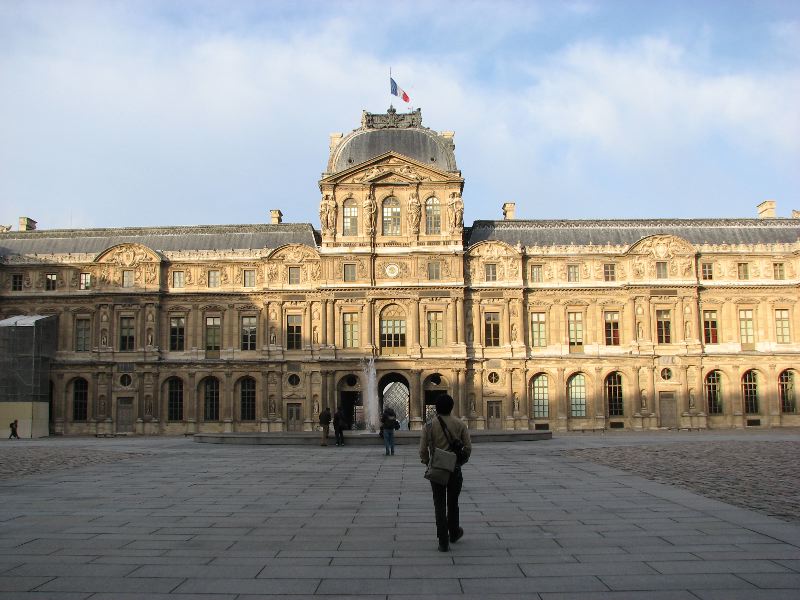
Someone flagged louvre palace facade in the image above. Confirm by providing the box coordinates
[1,107,798,437]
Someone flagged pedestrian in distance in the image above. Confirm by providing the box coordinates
[333,407,346,446]
[419,394,471,552]
[381,406,399,455]
[319,407,331,446]
[8,420,19,439]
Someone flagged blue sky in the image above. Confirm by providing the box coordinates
[1,0,798,230]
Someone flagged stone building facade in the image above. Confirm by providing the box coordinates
[1,107,798,435]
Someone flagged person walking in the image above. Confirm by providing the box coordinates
[381,407,399,455]
[419,394,471,552]
[8,420,19,440]
[319,407,331,446]
[333,407,346,446]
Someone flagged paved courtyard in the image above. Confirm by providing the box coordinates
[0,429,798,599]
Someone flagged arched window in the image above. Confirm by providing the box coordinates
[705,370,722,415]
[742,370,759,414]
[204,377,220,421]
[425,197,441,234]
[343,199,358,236]
[568,373,586,417]
[605,372,624,416]
[531,374,549,418]
[167,378,183,421]
[240,377,256,421]
[382,197,401,235]
[779,370,796,413]
[73,378,88,421]
[380,305,406,352]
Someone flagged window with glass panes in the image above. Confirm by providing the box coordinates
[775,309,790,343]
[169,316,185,351]
[240,378,256,421]
[75,319,91,352]
[568,312,583,346]
[531,374,549,418]
[288,267,300,285]
[205,316,221,351]
[737,263,749,280]
[604,311,620,345]
[705,371,723,414]
[380,313,406,349]
[603,263,616,281]
[739,309,754,343]
[382,197,401,235]
[779,370,796,413]
[343,263,356,282]
[241,316,257,350]
[567,265,579,282]
[343,200,358,235]
[425,197,441,234]
[484,312,500,347]
[243,269,255,288]
[286,314,302,349]
[207,270,220,287]
[79,272,91,289]
[73,378,88,421]
[122,270,133,287]
[427,261,441,280]
[530,264,542,283]
[568,374,587,417]
[773,262,785,280]
[11,274,23,291]
[172,271,184,288]
[606,372,624,416]
[204,378,220,421]
[656,309,671,344]
[742,370,759,414]
[427,311,444,347]
[45,273,57,290]
[343,312,359,348]
[703,310,719,343]
[530,312,546,347]
[485,263,497,282]
[168,378,183,421]
[701,262,713,280]
[656,262,668,279]
[119,316,135,351]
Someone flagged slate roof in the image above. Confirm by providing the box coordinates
[330,128,458,173]
[465,219,800,248]
[0,224,319,258]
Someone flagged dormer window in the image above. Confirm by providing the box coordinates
[382,197,401,235]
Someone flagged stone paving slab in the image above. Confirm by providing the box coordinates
[0,430,798,598]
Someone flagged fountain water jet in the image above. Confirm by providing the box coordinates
[361,357,380,432]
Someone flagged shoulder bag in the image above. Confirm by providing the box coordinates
[423,422,456,485]
[437,415,469,465]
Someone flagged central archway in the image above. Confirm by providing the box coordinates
[378,372,410,430]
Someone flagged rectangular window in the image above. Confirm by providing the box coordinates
[243,269,256,288]
[380,318,406,349]
[343,263,357,282]
[603,264,616,282]
[122,270,133,288]
[773,263,785,280]
[737,263,749,280]
[701,262,714,280]
[169,316,185,351]
[530,312,546,347]
[427,311,444,347]
[485,263,497,282]
[532,376,549,418]
[775,309,790,344]
[288,266,300,285]
[739,309,754,344]
[172,271,184,288]
[383,202,401,235]
[119,316,135,351]
[484,312,500,347]
[79,273,91,290]
[343,202,358,236]
[604,311,620,345]
[286,314,302,349]
[205,316,221,351]
[427,261,441,281]
[703,310,719,344]
[75,319,91,352]
[241,316,257,350]
[530,264,542,283]
[343,312,359,348]
[11,273,23,291]
[567,265,579,282]
[46,273,57,290]
[656,262,668,279]
[207,270,220,288]
[241,379,256,421]
[568,312,583,347]
[656,309,672,344]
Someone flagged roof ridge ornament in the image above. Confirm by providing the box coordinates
[361,106,423,130]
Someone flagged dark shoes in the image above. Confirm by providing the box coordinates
[450,527,464,544]
[438,541,449,552]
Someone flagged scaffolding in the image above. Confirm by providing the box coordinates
[0,315,58,405]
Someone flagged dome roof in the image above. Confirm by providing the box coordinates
[327,107,458,174]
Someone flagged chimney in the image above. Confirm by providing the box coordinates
[502,202,516,220]
[757,200,776,219]
[792,210,800,219]
[19,217,37,231]
[329,133,343,153]
[270,209,283,224]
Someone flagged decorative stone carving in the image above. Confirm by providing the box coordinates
[407,192,421,234]
[448,192,464,231]
[364,192,377,235]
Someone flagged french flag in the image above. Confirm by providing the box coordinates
[390,77,411,103]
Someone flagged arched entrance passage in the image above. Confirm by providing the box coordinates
[336,373,362,430]
[423,373,450,421]
[378,373,410,430]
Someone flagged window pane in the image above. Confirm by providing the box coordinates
[742,371,759,414]
[380,318,406,348]
[343,313,359,348]
[530,312,546,347]
[119,317,135,351]
[530,265,542,283]
[241,316,257,350]
[172,271,184,288]
[45,273,57,290]
[75,319,91,352]
[344,263,356,282]
[11,274,23,291]
[206,316,221,351]
[532,374,549,418]
[343,200,358,236]
[779,371,796,413]
[485,264,497,282]
[427,311,444,347]
[705,371,723,414]
[427,261,441,280]
[382,197,401,235]
[425,197,441,234]
[170,317,185,351]
[775,309,790,343]
[168,379,183,421]
[122,271,133,288]
[484,312,500,347]
[568,312,583,346]
[737,263,749,280]
[73,379,88,421]
[739,309,754,343]
[567,265,579,282]
[656,262,668,279]
[287,314,302,349]
[568,374,586,417]
[204,378,220,421]
[79,273,91,290]
[701,263,713,280]
[208,270,220,287]
[243,269,255,288]
[773,262,785,280]
[604,264,616,282]
[241,378,256,421]
[606,372,624,416]
[657,310,671,344]
[604,311,620,345]
[288,267,300,285]
[703,310,718,344]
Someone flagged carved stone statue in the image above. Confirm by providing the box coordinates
[689,388,696,410]
[448,192,464,231]
[640,389,647,409]
[513,392,520,413]
[407,193,421,234]
[319,195,337,234]
[269,327,277,345]
[511,323,518,342]
[364,192,377,235]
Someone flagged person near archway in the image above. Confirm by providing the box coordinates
[319,407,331,446]
[333,407,346,446]
[381,406,399,455]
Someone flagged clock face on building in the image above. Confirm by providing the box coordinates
[384,263,400,278]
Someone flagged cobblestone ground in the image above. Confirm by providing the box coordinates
[0,447,151,480]
[568,440,800,525]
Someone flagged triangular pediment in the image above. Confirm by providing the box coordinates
[320,151,462,186]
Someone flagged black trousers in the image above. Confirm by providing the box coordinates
[334,428,344,445]
[430,468,463,544]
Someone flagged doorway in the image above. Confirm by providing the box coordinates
[339,391,360,430]
[659,392,677,429]
[487,400,502,430]
[287,403,303,432]
[378,373,410,430]
[116,397,134,433]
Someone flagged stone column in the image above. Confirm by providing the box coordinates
[449,299,458,346]
[502,300,511,346]
[456,368,465,418]
[410,299,421,354]
[456,297,465,344]
[224,371,233,432]
[186,372,197,429]
[556,367,567,431]
[594,366,605,428]
[303,303,312,350]
[409,369,422,429]
[320,299,327,346]
[260,371,269,431]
